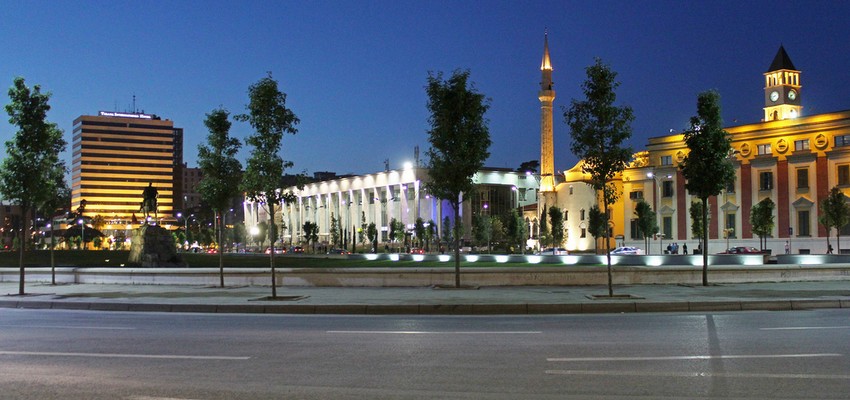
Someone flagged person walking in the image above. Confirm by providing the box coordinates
[785,241,790,254]
[683,243,688,255]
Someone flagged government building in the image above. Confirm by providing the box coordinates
[70,111,184,233]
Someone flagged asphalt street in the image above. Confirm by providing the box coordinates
[1,308,848,399]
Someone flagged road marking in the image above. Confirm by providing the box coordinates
[761,326,850,331]
[128,397,202,400]
[547,354,841,362]
[0,324,136,330]
[545,369,850,380]
[327,330,542,335]
[0,350,249,360]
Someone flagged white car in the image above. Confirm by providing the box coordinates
[610,246,644,255]
[539,247,569,255]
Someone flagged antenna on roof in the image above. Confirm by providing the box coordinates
[132,94,136,113]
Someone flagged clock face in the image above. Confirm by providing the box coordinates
[788,90,797,101]
[770,91,779,102]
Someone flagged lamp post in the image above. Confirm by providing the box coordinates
[78,218,84,250]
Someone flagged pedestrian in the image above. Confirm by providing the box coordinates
[784,241,790,254]
[828,244,834,254]
[683,243,688,254]
[666,243,672,254]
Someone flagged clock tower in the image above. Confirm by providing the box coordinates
[763,45,802,121]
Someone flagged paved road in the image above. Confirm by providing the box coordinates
[1,309,849,399]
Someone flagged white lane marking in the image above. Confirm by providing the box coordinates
[547,353,841,362]
[545,369,850,380]
[128,397,201,400]
[0,350,249,360]
[761,326,850,331]
[327,330,542,335]
[0,324,136,330]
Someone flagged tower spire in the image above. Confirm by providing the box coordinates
[538,31,557,201]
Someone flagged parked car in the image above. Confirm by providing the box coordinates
[719,246,762,254]
[289,246,304,254]
[264,247,286,254]
[327,248,350,255]
[538,247,569,255]
[610,246,644,255]
[409,248,425,255]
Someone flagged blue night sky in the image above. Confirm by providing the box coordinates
[2,1,849,178]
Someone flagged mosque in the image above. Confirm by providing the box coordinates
[246,36,850,255]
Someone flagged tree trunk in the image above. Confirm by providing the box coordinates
[18,204,29,295]
[604,198,613,297]
[217,210,225,288]
[702,197,709,286]
[50,216,56,285]
[268,203,277,298]
[453,202,461,288]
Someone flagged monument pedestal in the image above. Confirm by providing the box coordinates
[128,225,187,267]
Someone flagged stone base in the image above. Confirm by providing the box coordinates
[128,225,187,267]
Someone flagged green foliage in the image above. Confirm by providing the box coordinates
[330,213,340,247]
[750,197,776,250]
[587,205,607,251]
[565,58,633,210]
[413,217,425,247]
[634,200,658,253]
[538,210,549,249]
[472,213,492,248]
[681,91,735,201]
[302,221,319,253]
[442,216,453,244]
[517,160,539,174]
[1,77,67,294]
[366,222,378,253]
[689,201,709,240]
[425,219,436,252]
[424,69,491,286]
[548,206,565,247]
[506,209,528,254]
[819,186,850,251]
[359,212,368,246]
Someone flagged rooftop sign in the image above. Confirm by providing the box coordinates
[98,111,154,119]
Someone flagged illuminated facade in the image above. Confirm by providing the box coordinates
[71,112,183,229]
[538,32,557,205]
[558,46,850,255]
[244,167,539,247]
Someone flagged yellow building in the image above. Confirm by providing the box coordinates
[557,46,850,255]
[71,112,183,232]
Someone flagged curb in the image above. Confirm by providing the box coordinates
[0,299,846,315]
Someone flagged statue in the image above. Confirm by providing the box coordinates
[140,182,158,222]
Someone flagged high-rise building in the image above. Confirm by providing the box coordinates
[71,111,182,228]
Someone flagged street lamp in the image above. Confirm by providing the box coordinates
[78,218,84,250]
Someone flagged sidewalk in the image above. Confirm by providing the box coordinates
[1,281,849,315]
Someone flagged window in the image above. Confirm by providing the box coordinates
[797,210,811,236]
[836,135,850,147]
[630,219,640,240]
[564,210,568,221]
[759,171,773,191]
[569,186,574,195]
[725,213,736,238]
[661,155,672,166]
[839,165,850,186]
[757,144,771,155]
[725,178,735,193]
[794,139,809,151]
[796,168,808,189]
[580,209,586,221]
[629,191,644,200]
[580,228,587,238]
[662,216,672,239]
[662,181,674,197]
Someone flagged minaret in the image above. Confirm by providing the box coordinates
[763,45,802,121]
[538,32,556,205]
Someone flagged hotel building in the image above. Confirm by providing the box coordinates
[71,111,183,230]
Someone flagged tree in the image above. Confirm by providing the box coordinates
[634,200,657,254]
[237,73,300,298]
[490,216,506,252]
[473,213,492,251]
[424,70,491,287]
[819,186,850,253]
[548,205,565,247]
[359,212,368,249]
[413,217,426,248]
[538,210,550,250]
[302,221,319,253]
[750,198,775,250]
[442,216,453,251]
[0,77,67,295]
[366,222,378,253]
[680,90,735,286]
[198,107,242,288]
[517,160,539,174]
[689,201,709,243]
[39,175,70,284]
[565,58,634,297]
[587,205,607,254]
[330,213,340,248]
[425,219,436,252]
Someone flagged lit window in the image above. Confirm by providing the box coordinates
[757,144,772,155]
[794,139,809,151]
[661,155,672,166]
[836,135,850,147]
[759,171,773,191]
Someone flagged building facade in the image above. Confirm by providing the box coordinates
[71,111,183,231]
[554,46,850,255]
[244,167,539,248]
